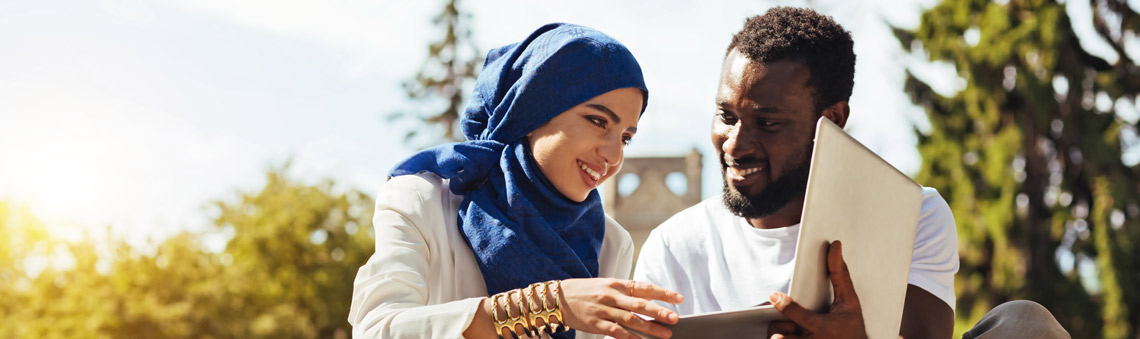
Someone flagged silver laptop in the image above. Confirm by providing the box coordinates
[633,117,922,339]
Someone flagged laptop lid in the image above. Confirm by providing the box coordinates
[787,117,922,338]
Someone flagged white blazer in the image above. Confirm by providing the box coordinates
[348,173,634,338]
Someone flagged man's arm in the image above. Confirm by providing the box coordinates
[899,284,953,339]
[766,242,955,339]
[899,188,958,338]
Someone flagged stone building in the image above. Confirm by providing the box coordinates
[602,148,703,264]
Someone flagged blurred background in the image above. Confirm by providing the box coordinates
[1,0,1137,337]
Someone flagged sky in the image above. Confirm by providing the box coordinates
[0,0,1127,245]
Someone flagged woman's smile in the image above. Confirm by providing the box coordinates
[577,159,605,189]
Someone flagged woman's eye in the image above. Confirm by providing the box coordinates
[621,135,633,145]
[587,116,607,127]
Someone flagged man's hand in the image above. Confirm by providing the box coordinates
[767,240,867,339]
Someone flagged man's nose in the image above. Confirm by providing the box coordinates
[722,124,757,158]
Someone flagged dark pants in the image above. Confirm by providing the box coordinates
[961,300,1070,339]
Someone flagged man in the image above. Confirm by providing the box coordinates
[633,7,1069,339]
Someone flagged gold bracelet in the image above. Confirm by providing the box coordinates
[509,289,535,338]
[524,283,550,334]
[540,280,567,334]
[490,280,569,338]
[491,292,511,338]
[491,289,532,339]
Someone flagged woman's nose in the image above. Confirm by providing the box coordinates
[598,135,623,170]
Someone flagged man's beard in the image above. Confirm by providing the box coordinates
[722,144,813,219]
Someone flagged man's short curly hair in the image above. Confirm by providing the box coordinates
[727,7,855,112]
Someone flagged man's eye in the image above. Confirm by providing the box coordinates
[760,120,779,127]
[718,112,738,124]
[621,135,633,146]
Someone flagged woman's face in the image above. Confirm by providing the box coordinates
[528,87,644,202]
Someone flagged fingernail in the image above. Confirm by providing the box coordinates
[770,293,781,305]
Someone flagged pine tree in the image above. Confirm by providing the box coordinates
[896,0,1140,337]
[391,0,481,146]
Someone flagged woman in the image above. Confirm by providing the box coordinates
[348,23,682,339]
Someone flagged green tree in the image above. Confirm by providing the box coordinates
[391,0,482,146]
[0,167,376,338]
[896,0,1140,337]
[0,202,52,338]
[0,205,221,338]
[211,168,375,338]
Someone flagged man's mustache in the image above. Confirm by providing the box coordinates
[723,155,767,168]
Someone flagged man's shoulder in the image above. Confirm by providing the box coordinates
[918,186,955,224]
[920,186,947,205]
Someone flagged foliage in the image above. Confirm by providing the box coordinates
[390,0,482,146]
[0,168,375,338]
[896,0,1140,337]
[212,169,375,338]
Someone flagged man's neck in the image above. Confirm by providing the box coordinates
[746,196,806,229]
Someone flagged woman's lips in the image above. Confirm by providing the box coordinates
[578,160,603,188]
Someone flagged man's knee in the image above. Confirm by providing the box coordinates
[962,300,1069,339]
[991,300,1051,318]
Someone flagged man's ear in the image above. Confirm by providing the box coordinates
[821,100,850,128]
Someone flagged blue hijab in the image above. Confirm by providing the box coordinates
[390,23,647,301]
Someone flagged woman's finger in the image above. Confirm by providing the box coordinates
[612,294,680,325]
[601,305,672,339]
[622,280,684,304]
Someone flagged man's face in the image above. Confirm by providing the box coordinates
[713,50,819,219]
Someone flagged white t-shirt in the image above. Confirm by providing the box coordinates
[633,187,958,315]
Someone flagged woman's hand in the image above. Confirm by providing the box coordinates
[558,278,684,339]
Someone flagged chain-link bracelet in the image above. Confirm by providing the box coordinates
[539,280,567,334]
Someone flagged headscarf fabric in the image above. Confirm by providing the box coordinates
[389,23,648,304]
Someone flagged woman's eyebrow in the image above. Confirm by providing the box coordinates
[585,103,638,133]
[585,103,621,123]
